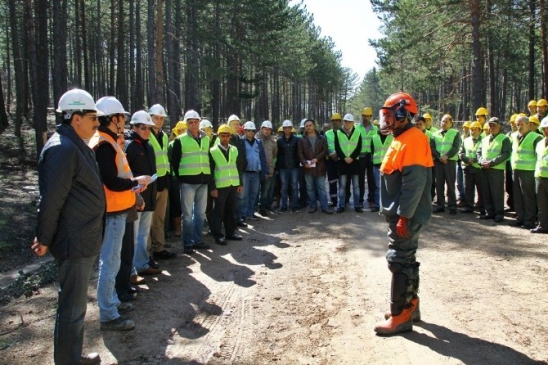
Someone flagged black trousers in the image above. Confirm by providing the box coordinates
[116,221,134,297]
[434,160,457,209]
[513,169,537,226]
[483,168,505,219]
[211,186,238,238]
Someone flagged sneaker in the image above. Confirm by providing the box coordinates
[236,221,248,227]
[247,215,259,221]
[118,302,134,314]
[355,207,364,213]
[80,352,101,365]
[280,207,288,212]
[321,209,333,214]
[309,207,317,213]
[336,207,345,213]
[370,207,380,212]
[183,246,195,255]
[153,250,177,260]
[259,209,268,216]
[100,317,135,331]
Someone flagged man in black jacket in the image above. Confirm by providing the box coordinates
[276,119,301,213]
[32,89,105,365]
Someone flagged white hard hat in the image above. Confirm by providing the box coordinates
[148,104,167,117]
[183,109,200,120]
[96,96,129,116]
[243,121,256,130]
[300,118,307,128]
[261,120,273,129]
[541,116,548,128]
[130,110,154,125]
[282,119,293,127]
[200,119,213,129]
[228,114,240,123]
[56,88,99,113]
[343,113,355,122]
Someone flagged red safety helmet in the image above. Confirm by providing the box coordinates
[381,92,418,115]
[379,92,417,131]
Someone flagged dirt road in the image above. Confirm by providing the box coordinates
[1,209,547,364]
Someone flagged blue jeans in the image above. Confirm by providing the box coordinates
[97,213,127,322]
[242,172,261,218]
[54,256,96,365]
[456,161,466,201]
[338,174,359,208]
[180,183,207,247]
[280,168,299,210]
[133,211,153,272]
[304,174,328,210]
[373,166,381,207]
[260,176,275,210]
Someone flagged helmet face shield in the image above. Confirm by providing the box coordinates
[379,104,408,131]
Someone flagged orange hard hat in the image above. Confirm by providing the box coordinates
[381,92,418,115]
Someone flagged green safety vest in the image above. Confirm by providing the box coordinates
[356,124,378,153]
[149,131,170,177]
[512,132,540,171]
[535,139,548,178]
[371,133,393,164]
[336,129,361,158]
[177,133,210,176]
[426,126,438,134]
[326,130,336,153]
[481,133,508,170]
[424,129,433,140]
[462,136,481,169]
[210,144,240,188]
[432,129,459,161]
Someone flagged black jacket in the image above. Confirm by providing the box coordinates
[276,134,300,170]
[124,131,158,212]
[36,124,106,259]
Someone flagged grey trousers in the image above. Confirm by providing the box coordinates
[536,177,548,229]
[483,168,505,219]
[435,160,457,209]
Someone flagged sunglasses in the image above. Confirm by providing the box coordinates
[138,125,153,131]
[84,113,98,121]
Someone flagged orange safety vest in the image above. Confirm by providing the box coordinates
[381,126,434,174]
[92,131,136,213]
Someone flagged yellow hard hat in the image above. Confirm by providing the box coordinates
[441,114,453,121]
[483,123,489,131]
[510,114,518,123]
[217,124,232,134]
[331,112,342,120]
[277,126,283,133]
[475,107,488,116]
[529,115,540,125]
[470,121,482,129]
[519,112,527,117]
[172,120,188,137]
[463,121,471,128]
[361,107,373,116]
[423,113,432,120]
[528,100,537,107]
[291,128,297,134]
[537,99,548,107]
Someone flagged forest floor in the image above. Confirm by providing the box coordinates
[0,123,548,364]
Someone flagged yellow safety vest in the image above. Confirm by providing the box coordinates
[149,131,170,177]
[356,124,378,153]
[372,133,393,164]
[177,133,210,176]
[336,129,360,158]
[462,136,482,169]
[433,129,459,161]
[481,133,508,170]
[210,145,240,188]
[535,139,548,178]
[512,132,539,171]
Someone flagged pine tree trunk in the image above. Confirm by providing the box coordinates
[52,0,67,106]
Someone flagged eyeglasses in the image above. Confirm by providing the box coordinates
[138,125,153,131]
[84,113,98,121]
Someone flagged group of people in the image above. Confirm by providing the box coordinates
[31,86,548,365]
[421,103,548,234]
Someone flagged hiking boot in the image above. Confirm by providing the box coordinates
[374,306,414,336]
[384,297,421,322]
[118,302,134,314]
[100,317,135,331]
